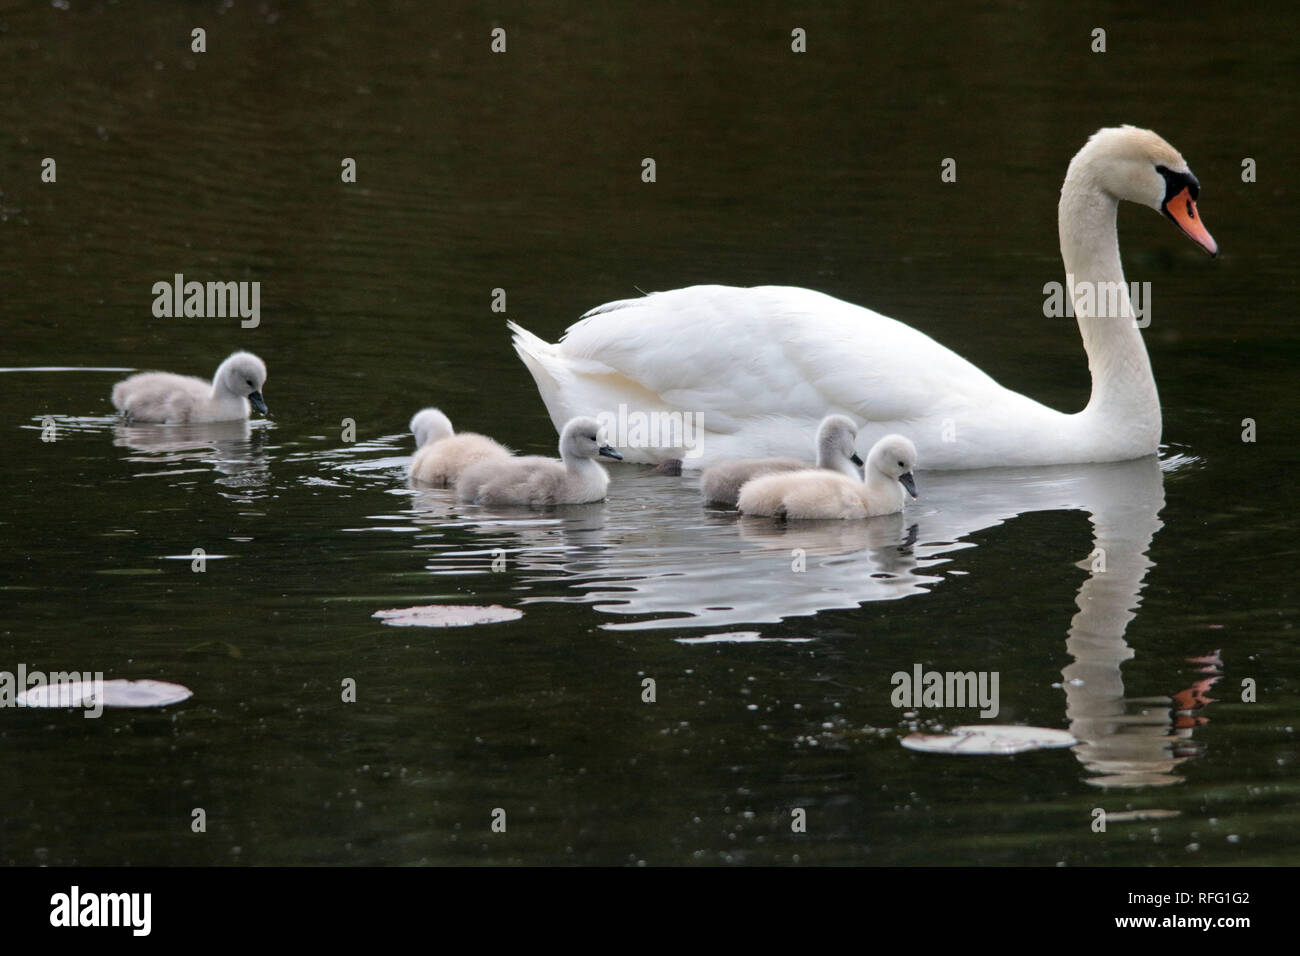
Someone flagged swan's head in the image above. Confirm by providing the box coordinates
[1070,126,1217,257]
[410,407,455,448]
[867,434,918,498]
[560,416,623,461]
[817,414,863,467]
[214,351,268,414]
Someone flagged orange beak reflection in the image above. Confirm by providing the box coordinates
[1165,186,1218,257]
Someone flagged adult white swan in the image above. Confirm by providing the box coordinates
[509,126,1217,469]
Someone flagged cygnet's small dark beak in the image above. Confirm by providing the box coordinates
[599,445,623,461]
[899,472,918,498]
[248,391,268,415]
[850,453,864,467]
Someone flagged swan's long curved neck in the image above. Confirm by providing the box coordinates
[832,460,863,481]
[210,366,241,402]
[863,470,903,511]
[562,454,603,478]
[1058,177,1161,448]
[827,456,861,480]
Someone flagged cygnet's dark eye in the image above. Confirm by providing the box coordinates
[246,379,254,387]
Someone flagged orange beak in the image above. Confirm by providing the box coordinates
[1164,186,1218,257]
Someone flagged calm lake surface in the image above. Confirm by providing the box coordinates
[2,1,1297,865]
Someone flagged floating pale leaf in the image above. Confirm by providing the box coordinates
[373,604,523,627]
[18,679,192,709]
[901,725,1077,755]
[675,632,813,644]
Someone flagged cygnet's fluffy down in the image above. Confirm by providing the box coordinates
[111,351,269,423]
[737,434,918,519]
[700,414,863,507]
[457,416,622,506]
[409,408,454,450]
[407,407,512,487]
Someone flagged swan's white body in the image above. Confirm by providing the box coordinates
[111,351,269,423]
[738,434,918,519]
[701,414,862,507]
[408,408,512,487]
[457,416,622,506]
[510,127,1216,470]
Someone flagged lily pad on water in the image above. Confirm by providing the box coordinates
[900,725,1077,755]
[373,604,523,627]
[17,679,193,709]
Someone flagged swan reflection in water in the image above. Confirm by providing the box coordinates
[113,419,271,493]
[408,453,1216,788]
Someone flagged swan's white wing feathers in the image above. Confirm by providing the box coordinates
[554,286,1001,427]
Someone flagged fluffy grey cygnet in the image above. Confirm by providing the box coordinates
[408,407,512,487]
[456,417,622,506]
[737,434,918,519]
[700,414,862,508]
[111,351,268,423]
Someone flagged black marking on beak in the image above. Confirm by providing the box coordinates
[1156,164,1217,257]
[248,391,268,415]
[899,472,918,498]
[850,453,864,467]
[1156,164,1200,205]
[599,445,623,461]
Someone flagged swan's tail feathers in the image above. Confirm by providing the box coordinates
[506,319,550,357]
[508,321,568,435]
[507,320,556,383]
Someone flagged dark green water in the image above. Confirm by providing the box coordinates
[2,1,1297,865]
